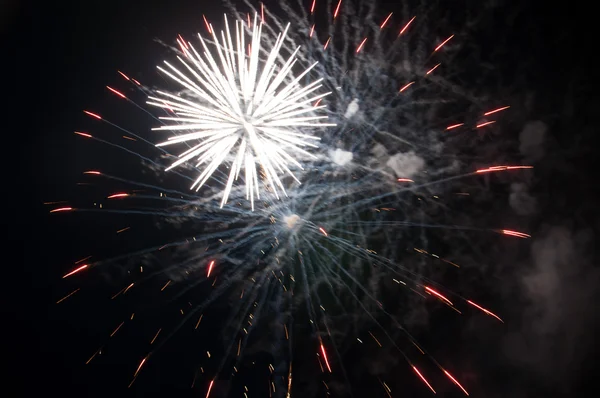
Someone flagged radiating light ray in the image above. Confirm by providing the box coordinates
[206,380,214,398]
[333,0,342,19]
[399,81,415,92]
[50,207,73,213]
[443,369,469,395]
[107,193,129,199]
[484,106,510,116]
[476,120,495,128]
[424,286,453,306]
[399,16,416,36]
[356,37,368,53]
[434,34,454,52]
[445,123,464,130]
[83,110,102,119]
[320,343,332,373]
[500,229,531,239]
[380,13,393,29]
[426,63,441,75]
[107,86,126,99]
[151,16,332,210]
[63,264,88,278]
[466,300,504,322]
[207,260,215,277]
[412,366,436,394]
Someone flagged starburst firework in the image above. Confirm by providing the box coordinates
[149,15,334,209]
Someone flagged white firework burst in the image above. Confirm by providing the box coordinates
[148,14,335,210]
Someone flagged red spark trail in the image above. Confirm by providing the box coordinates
[83,170,101,175]
[107,193,129,199]
[320,343,332,372]
[74,131,92,138]
[467,300,504,322]
[399,81,415,92]
[426,63,441,75]
[56,288,80,304]
[445,123,464,130]
[333,0,342,19]
[117,70,130,80]
[484,106,510,116]
[399,16,416,36]
[202,15,211,33]
[261,2,265,21]
[475,165,533,174]
[207,260,215,277]
[412,366,436,394]
[106,86,126,99]
[424,286,453,306]
[309,24,315,37]
[397,178,414,182]
[83,110,101,119]
[323,37,331,50]
[356,37,367,53]
[206,380,214,398]
[443,369,469,395]
[380,12,393,29]
[319,227,328,237]
[63,264,88,278]
[50,207,73,213]
[310,0,316,14]
[501,229,531,239]
[133,356,147,378]
[476,120,495,128]
[434,35,454,52]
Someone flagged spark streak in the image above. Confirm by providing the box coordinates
[63,264,88,278]
[466,300,504,322]
[443,369,469,395]
[412,366,436,394]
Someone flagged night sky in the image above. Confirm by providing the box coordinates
[6,0,600,397]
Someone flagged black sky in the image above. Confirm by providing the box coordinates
[6,0,600,397]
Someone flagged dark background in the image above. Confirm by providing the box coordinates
[5,0,599,396]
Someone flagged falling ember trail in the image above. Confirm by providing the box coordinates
[424,286,453,306]
[476,121,495,128]
[50,207,73,213]
[320,343,332,373]
[56,288,80,304]
[106,86,126,99]
[333,0,342,18]
[445,123,464,130]
[84,170,101,175]
[500,229,531,239]
[399,82,415,92]
[484,106,510,116]
[434,35,454,52]
[397,178,414,183]
[319,227,328,237]
[107,193,129,199]
[83,110,101,119]
[443,369,469,396]
[207,260,215,277]
[74,131,92,138]
[380,12,393,29]
[412,366,436,394]
[206,380,214,398]
[399,16,416,36]
[63,264,88,278]
[476,165,533,174]
[467,300,504,322]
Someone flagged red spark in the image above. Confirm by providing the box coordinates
[501,229,531,239]
[356,37,367,53]
[424,286,453,306]
[106,86,126,99]
[310,0,316,14]
[333,0,342,19]
[83,110,101,119]
[203,15,212,34]
[476,120,496,128]
[309,24,315,38]
[177,38,187,54]
[50,207,73,213]
[206,380,214,398]
[399,16,416,36]
[466,300,504,322]
[380,12,393,29]
[207,260,215,278]
[247,13,251,28]
[443,369,469,395]
[426,63,441,75]
[323,37,331,50]
[397,178,414,182]
[475,165,533,174]
[314,98,323,107]
[320,343,332,372]
[434,34,454,52]
[412,366,436,394]
[133,357,147,378]
[74,131,92,138]
[319,227,328,237]
[445,123,464,130]
[261,2,265,21]
[63,264,88,278]
[117,70,130,80]
[484,106,510,116]
[131,78,141,86]
[107,193,129,199]
[83,170,101,175]
[399,81,415,92]
[56,288,80,304]
[178,34,189,49]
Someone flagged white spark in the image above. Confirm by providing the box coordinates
[150,14,334,210]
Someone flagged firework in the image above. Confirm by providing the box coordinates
[52,1,533,397]
[150,14,334,209]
